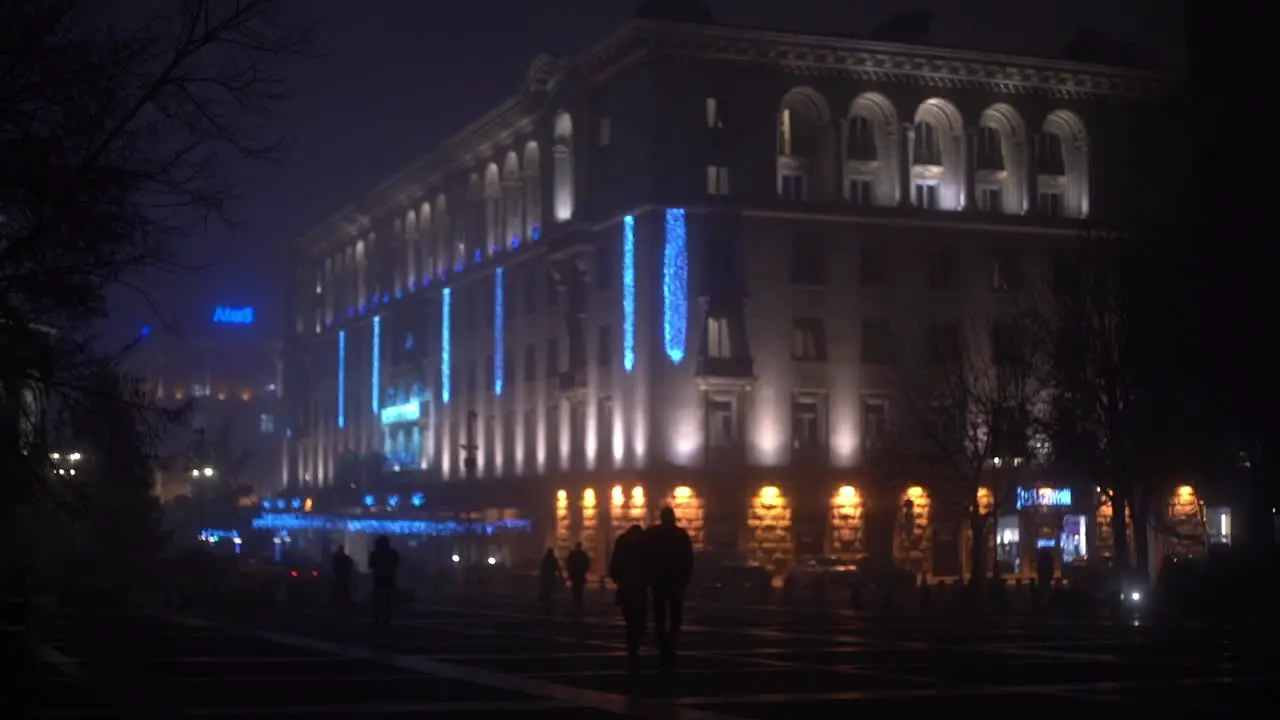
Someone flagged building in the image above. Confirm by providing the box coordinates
[134,305,283,501]
[282,16,1172,577]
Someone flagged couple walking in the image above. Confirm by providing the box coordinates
[609,506,694,671]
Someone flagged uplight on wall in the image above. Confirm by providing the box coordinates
[662,208,687,364]
[337,330,346,428]
[611,485,625,507]
[622,214,636,372]
[494,268,504,395]
[441,287,452,404]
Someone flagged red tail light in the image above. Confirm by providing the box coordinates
[311,570,319,578]
[289,570,299,577]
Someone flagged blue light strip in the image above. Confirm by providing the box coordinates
[337,330,346,428]
[251,513,533,536]
[371,314,381,414]
[622,215,636,373]
[379,400,421,425]
[494,267,504,395]
[662,208,688,364]
[441,288,452,404]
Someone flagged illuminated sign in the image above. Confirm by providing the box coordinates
[212,306,255,324]
[250,513,532,536]
[1016,487,1073,510]
[379,400,421,425]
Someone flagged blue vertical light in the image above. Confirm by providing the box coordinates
[494,267,504,395]
[441,288,452,405]
[622,215,636,373]
[371,315,381,414]
[337,330,346,428]
[662,208,688,364]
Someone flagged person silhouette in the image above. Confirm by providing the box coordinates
[610,525,648,672]
[330,545,354,610]
[645,506,693,667]
[565,542,590,614]
[367,536,400,628]
[538,548,564,612]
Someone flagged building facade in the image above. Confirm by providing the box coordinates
[282,20,1165,577]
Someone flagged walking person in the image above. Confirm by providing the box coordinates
[330,545,354,612]
[565,542,590,615]
[537,548,564,613]
[368,535,401,630]
[645,506,693,668]
[610,524,648,672]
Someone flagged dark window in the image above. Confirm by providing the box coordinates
[927,249,956,291]
[849,178,873,205]
[860,246,886,287]
[790,236,826,286]
[791,318,828,362]
[597,325,612,367]
[780,173,805,201]
[862,397,889,450]
[792,397,823,450]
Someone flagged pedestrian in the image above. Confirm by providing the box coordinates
[537,548,564,613]
[565,542,590,614]
[610,524,648,672]
[330,545,354,611]
[368,535,400,628]
[644,506,693,667]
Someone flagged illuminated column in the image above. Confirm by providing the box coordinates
[670,485,704,550]
[371,315,381,414]
[610,485,647,538]
[747,486,793,577]
[622,215,636,373]
[555,489,571,556]
[581,488,600,559]
[829,485,865,557]
[662,208,687,364]
[441,287,452,405]
[896,486,932,576]
[337,330,346,429]
[494,267,504,396]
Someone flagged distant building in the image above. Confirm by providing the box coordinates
[282,17,1166,577]
[132,306,282,499]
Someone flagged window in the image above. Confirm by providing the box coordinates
[706,165,730,195]
[1205,506,1232,545]
[792,396,823,450]
[596,243,614,290]
[523,269,537,315]
[927,321,961,365]
[861,319,895,365]
[860,246,885,287]
[978,186,1002,213]
[545,338,559,378]
[523,343,536,382]
[705,97,724,129]
[790,236,826,286]
[780,173,805,201]
[1038,191,1063,218]
[847,115,875,161]
[976,126,1003,169]
[598,396,614,459]
[927,249,956,291]
[706,316,732,359]
[861,397,889,451]
[706,398,736,448]
[792,317,827,362]
[913,182,938,209]
[259,413,275,434]
[597,325,612,367]
[598,117,611,147]
[848,178,873,205]
[778,108,793,156]
[991,253,1019,293]
[913,122,941,165]
[1036,133,1065,175]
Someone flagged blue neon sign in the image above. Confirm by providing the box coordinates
[1015,487,1073,510]
[212,306,255,325]
[250,513,532,536]
[380,400,421,425]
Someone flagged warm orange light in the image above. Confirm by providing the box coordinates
[173,390,185,400]
[582,488,597,508]
[836,485,858,503]
[906,485,925,500]
[240,390,252,402]
[556,489,568,503]
[759,486,781,506]
[1175,485,1196,504]
[673,485,692,500]
[303,498,313,513]
[216,391,227,401]
[611,485,625,506]
[630,486,645,507]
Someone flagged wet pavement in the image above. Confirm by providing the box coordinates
[25,596,1267,718]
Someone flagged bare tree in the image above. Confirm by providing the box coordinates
[0,0,308,565]
[898,309,1046,586]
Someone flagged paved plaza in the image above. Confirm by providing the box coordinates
[22,594,1267,718]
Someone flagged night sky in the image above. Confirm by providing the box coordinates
[110,0,1183,346]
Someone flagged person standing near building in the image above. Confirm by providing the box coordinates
[330,545,354,611]
[645,506,693,667]
[565,542,590,614]
[538,548,564,613]
[610,524,648,672]
[368,535,400,628]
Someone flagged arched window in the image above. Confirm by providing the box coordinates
[552,111,574,222]
[845,92,900,206]
[523,141,542,239]
[777,88,835,202]
[911,98,965,211]
[1039,110,1090,219]
[976,104,1028,215]
[482,162,501,255]
[501,150,522,249]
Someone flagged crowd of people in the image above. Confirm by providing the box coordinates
[328,505,694,672]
